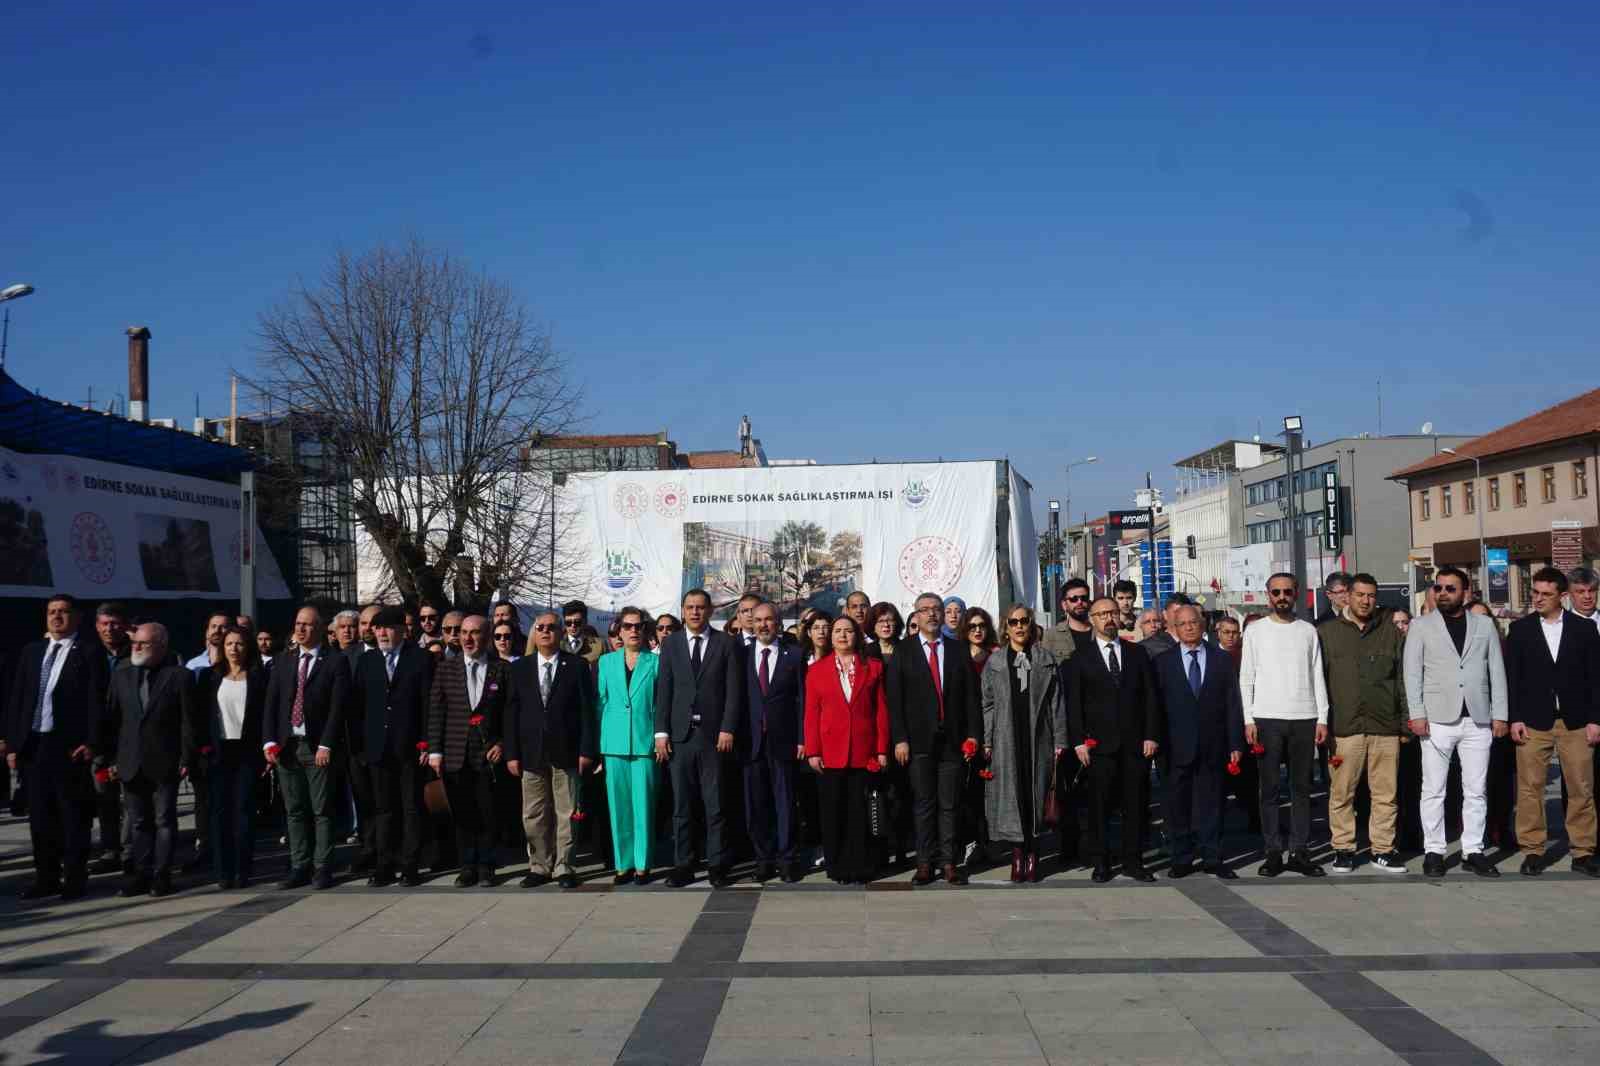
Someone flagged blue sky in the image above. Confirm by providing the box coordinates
[5,1,1599,521]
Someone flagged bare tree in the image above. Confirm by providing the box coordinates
[254,240,582,609]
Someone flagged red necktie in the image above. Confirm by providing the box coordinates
[291,651,309,729]
[927,640,944,721]
[758,647,771,695]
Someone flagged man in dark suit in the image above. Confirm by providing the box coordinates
[888,591,980,886]
[6,594,113,900]
[1067,597,1163,882]
[353,607,434,887]
[1506,567,1600,877]
[108,622,198,897]
[725,601,807,883]
[89,601,132,876]
[334,610,378,875]
[1152,604,1243,879]
[655,587,743,887]
[427,615,509,886]
[505,610,597,889]
[263,605,351,890]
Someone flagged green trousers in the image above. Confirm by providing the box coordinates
[277,740,336,871]
[604,755,656,872]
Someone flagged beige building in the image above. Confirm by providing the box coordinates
[1390,389,1600,612]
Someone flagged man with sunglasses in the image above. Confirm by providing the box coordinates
[1402,566,1507,878]
[1042,579,1094,665]
[415,601,443,649]
[1239,573,1329,877]
[440,612,464,659]
[562,600,604,667]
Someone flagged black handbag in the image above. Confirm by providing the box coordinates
[866,787,889,839]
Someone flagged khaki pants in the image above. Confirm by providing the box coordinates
[520,765,577,875]
[1515,719,1597,859]
[1328,734,1399,854]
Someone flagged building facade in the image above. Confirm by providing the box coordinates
[1167,440,1283,604]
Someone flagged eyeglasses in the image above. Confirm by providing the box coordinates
[1063,594,1088,603]
[619,621,643,631]
[1006,618,1030,627]
[1268,589,1295,598]
[443,625,461,634]
[967,622,987,632]
[655,625,677,634]
[419,613,439,622]
[533,624,557,633]
[1432,584,1461,593]
[564,618,582,628]
[493,632,514,642]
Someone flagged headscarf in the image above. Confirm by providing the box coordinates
[941,595,967,638]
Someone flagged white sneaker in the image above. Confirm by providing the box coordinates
[1371,852,1407,874]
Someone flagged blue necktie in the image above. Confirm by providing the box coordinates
[34,641,62,732]
[1187,649,1202,697]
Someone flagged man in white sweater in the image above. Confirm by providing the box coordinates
[1239,573,1329,877]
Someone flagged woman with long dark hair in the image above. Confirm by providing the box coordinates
[202,625,265,889]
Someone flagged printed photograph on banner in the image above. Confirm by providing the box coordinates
[137,514,220,592]
[0,496,54,586]
[683,520,863,618]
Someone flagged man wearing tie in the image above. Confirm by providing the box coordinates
[726,601,808,883]
[354,607,434,887]
[263,605,351,890]
[505,611,598,889]
[5,594,112,900]
[888,591,981,886]
[428,616,508,886]
[1152,605,1242,879]
[90,601,132,877]
[1067,597,1162,882]
[655,587,743,888]
[108,623,198,898]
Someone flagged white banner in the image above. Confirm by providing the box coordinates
[562,461,1011,620]
[0,445,290,600]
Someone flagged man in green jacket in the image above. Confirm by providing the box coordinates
[1041,579,1092,665]
[1318,573,1410,874]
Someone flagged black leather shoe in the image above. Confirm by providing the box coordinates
[779,864,803,884]
[1519,854,1544,877]
[1463,853,1500,878]
[613,870,636,886]
[1423,852,1447,878]
[218,877,237,891]
[708,866,733,888]
[910,864,935,886]
[19,881,61,901]
[1122,864,1156,883]
[149,872,175,898]
[478,866,498,887]
[400,867,424,887]
[1167,861,1195,879]
[558,872,580,890]
[1204,863,1238,880]
[119,876,150,898]
[454,868,480,887]
[313,867,335,890]
[1575,857,1600,878]
[521,872,551,888]
[666,867,694,888]
[60,870,88,900]
[1285,852,1325,878]
[280,866,312,890]
[1090,862,1113,883]
[350,852,376,874]
[368,867,395,887]
[90,854,124,875]
[1257,852,1284,877]
[636,869,652,886]
[754,862,777,882]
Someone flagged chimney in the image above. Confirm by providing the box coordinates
[126,326,151,422]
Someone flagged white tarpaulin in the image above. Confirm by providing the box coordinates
[0,445,290,600]
[560,461,1025,620]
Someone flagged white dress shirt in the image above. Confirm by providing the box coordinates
[34,636,75,733]
[1096,636,1121,672]
[464,655,487,709]
[1541,613,1564,662]
[217,677,249,740]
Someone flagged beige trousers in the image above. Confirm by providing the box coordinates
[1327,734,1399,854]
[1515,719,1597,859]
[520,765,577,875]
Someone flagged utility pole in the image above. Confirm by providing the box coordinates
[1283,417,1308,618]
[1146,471,1162,612]
[1047,500,1062,621]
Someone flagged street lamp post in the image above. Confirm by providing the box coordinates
[1282,415,1308,618]
[1064,455,1097,590]
[1441,447,1486,596]
[0,283,36,369]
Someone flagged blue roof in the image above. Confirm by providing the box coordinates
[0,368,258,481]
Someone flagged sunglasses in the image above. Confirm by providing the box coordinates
[493,632,514,641]
[1063,594,1089,603]
[1432,584,1461,593]
[1268,590,1295,598]
[967,622,987,631]
[619,621,643,630]
[419,613,439,622]
[533,623,558,633]
[443,625,461,633]
[1006,618,1030,627]
[564,618,582,628]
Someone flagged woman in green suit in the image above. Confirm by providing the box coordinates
[597,605,660,884]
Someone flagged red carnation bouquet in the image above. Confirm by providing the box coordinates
[1249,742,1266,757]
[961,738,978,760]
[415,741,429,752]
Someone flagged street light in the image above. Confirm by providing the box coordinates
[0,282,35,369]
[1440,447,1486,597]
[1064,456,1097,592]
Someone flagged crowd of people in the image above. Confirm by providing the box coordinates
[3,562,1597,902]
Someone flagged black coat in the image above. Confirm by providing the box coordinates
[503,650,597,769]
[1505,611,1600,731]
[1151,642,1244,767]
[654,628,744,741]
[887,634,981,753]
[199,665,266,768]
[5,636,113,755]
[262,643,351,752]
[111,661,199,782]
[356,643,435,766]
[1063,637,1162,756]
[726,639,807,759]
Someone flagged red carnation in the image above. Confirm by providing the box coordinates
[94,768,112,785]
[265,742,281,755]
[977,768,995,780]
[1225,762,1241,777]
[199,745,213,756]
[1249,743,1266,757]
[415,741,430,752]
[1085,738,1099,750]
[961,738,978,758]
[1329,755,1344,769]
[570,809,588,822]
[469,714,485,728]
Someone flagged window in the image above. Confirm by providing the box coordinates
[1575,461,1588,499]
[1488,476,1501,510]
[1441,485,1453,517]
[1419,489,1430,521]
[1464,480,1475,514]
[1513,471,1527,507]
[1541,466,1556,503]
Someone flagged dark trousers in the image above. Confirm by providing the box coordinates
[209,744,258,882]
[1257,718,1315,853]
[742,743,797,863]
[1396,733,1423,849]
[669,726,726,869]
[443,764,498,868]
[370,754,423,869]
[276,740,336,871]
[189,767,210,855]
[347,751,377,862]
[1166,757,1224,864]
[1487,734,1518,847]
[95,778,123,858]
[1084,749,1151,866]
[818,768,871,880]
[22,732,94,884]
[124,772,180,875]
[909,742,963,867]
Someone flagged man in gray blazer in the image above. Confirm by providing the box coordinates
[1402,566,1508,878]
[654,587,743,887]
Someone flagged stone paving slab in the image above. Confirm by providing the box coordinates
[0,977,253,1064]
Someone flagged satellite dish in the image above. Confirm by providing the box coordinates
[1420,422,1434,435]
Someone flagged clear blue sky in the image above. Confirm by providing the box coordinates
[6,2,1598,521]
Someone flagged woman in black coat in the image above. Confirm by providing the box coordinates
[202,625,266,888]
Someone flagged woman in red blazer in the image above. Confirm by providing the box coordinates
[804,616,889,884]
